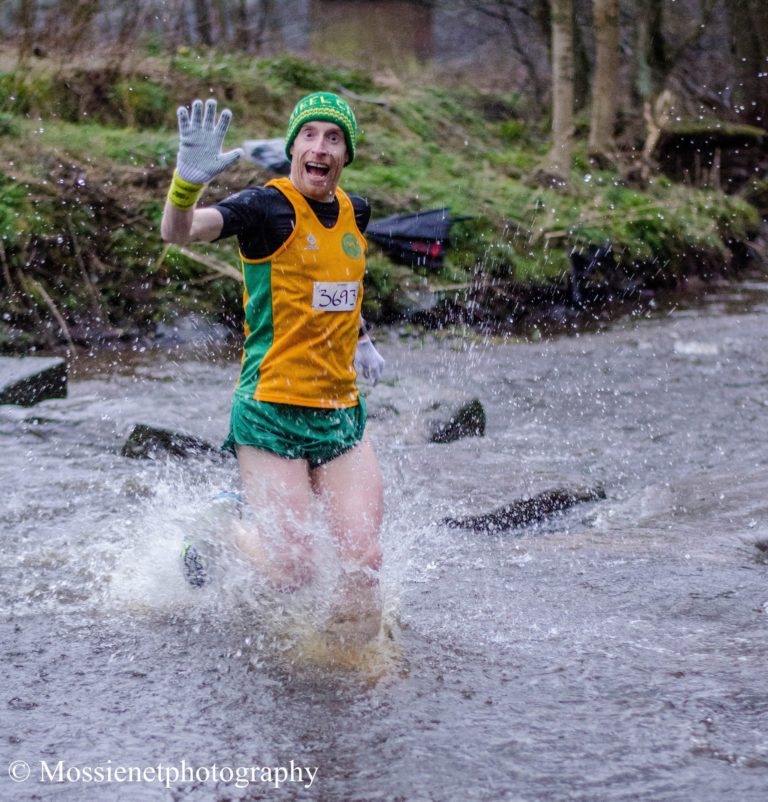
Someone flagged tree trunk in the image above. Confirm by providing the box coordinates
[572,15,591,111]
[465,1,549,102]
[167,0,192,53]
[62,0,100,54]
[193,0,213,46]
[16,0,36,65]
[235,0,249,50]
[213,0,230,46]
[588,0,619,162]
[633,0,666,103]
[726,0,768,127]
[543,0,574,183]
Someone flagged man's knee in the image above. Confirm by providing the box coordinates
[234,526,314,589]
[365,546,383,572]
[338,530,382,571]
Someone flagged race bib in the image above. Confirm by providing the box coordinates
[312,281,360,312]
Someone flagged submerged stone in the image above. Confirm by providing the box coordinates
[0,356,67,406]
[429,398,486,443]
[444,485,606,532]
[122,423,225,460]
[753,540,768,565]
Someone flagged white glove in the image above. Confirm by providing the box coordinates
[354,336,385,386]
[176,98,243,184]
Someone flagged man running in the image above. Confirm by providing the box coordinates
[161,93,385,634]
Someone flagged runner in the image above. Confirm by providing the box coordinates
[161,94,385,633]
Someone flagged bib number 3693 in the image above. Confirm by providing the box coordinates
[312,281,360,312]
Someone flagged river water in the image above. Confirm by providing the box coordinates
[2,281,768,801]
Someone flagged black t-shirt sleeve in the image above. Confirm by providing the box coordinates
[215,186,272,240]
[213,186,371,260]
[213,186,295,260]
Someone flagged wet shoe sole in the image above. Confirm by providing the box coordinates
[181,542,207,588]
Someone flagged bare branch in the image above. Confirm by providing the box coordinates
[168,246,243,283]
[23,276,76,349]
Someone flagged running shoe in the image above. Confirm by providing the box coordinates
[181,541,207,587]
[180,490,244,588]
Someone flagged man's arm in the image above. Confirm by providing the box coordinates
[358,315,369,340]
[160,202,224,244]
[161,98,242,245]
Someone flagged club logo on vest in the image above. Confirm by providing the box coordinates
[342,233,362,258]
[304,233,319,251]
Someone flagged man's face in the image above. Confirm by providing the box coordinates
[289,121,348,202]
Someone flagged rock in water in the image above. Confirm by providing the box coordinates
[444,485,606,532]
[429,398,486,443]
[122,423,224,459]
[0,356,67,406]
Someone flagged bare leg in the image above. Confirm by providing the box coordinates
[235,445,315,590]
[310,435,384,572]
[311,436,384,640]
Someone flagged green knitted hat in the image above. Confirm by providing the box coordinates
[285,92,357,164]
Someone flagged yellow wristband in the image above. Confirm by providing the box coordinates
[167,169,204,210]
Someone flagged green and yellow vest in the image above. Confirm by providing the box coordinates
[236,177,366,409]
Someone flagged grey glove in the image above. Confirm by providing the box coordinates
[354,336,385,386]
[176,98,243,184]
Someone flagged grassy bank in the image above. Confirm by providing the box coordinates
[0,49,763,351]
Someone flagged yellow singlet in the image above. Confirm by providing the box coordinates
[236,177,367,409]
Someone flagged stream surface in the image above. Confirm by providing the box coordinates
[2,282,768,801]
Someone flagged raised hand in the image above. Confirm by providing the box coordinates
[176,98,243,184]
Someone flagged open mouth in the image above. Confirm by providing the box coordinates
[306,161,330,177]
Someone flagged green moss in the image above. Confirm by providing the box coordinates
[171,49,236,82]
[0,50,763,348]
[744,178,768,211]
[663,120,766,140]
[513,250,569,283]
[0,174,31,241]
[362,251,403,320]
[256,55,374,95]
[17,118,176,168]
[110,80,171,129]
[0,72,57,116]
[500,119,526,143]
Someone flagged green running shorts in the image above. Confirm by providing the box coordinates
[222,394,366,468]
